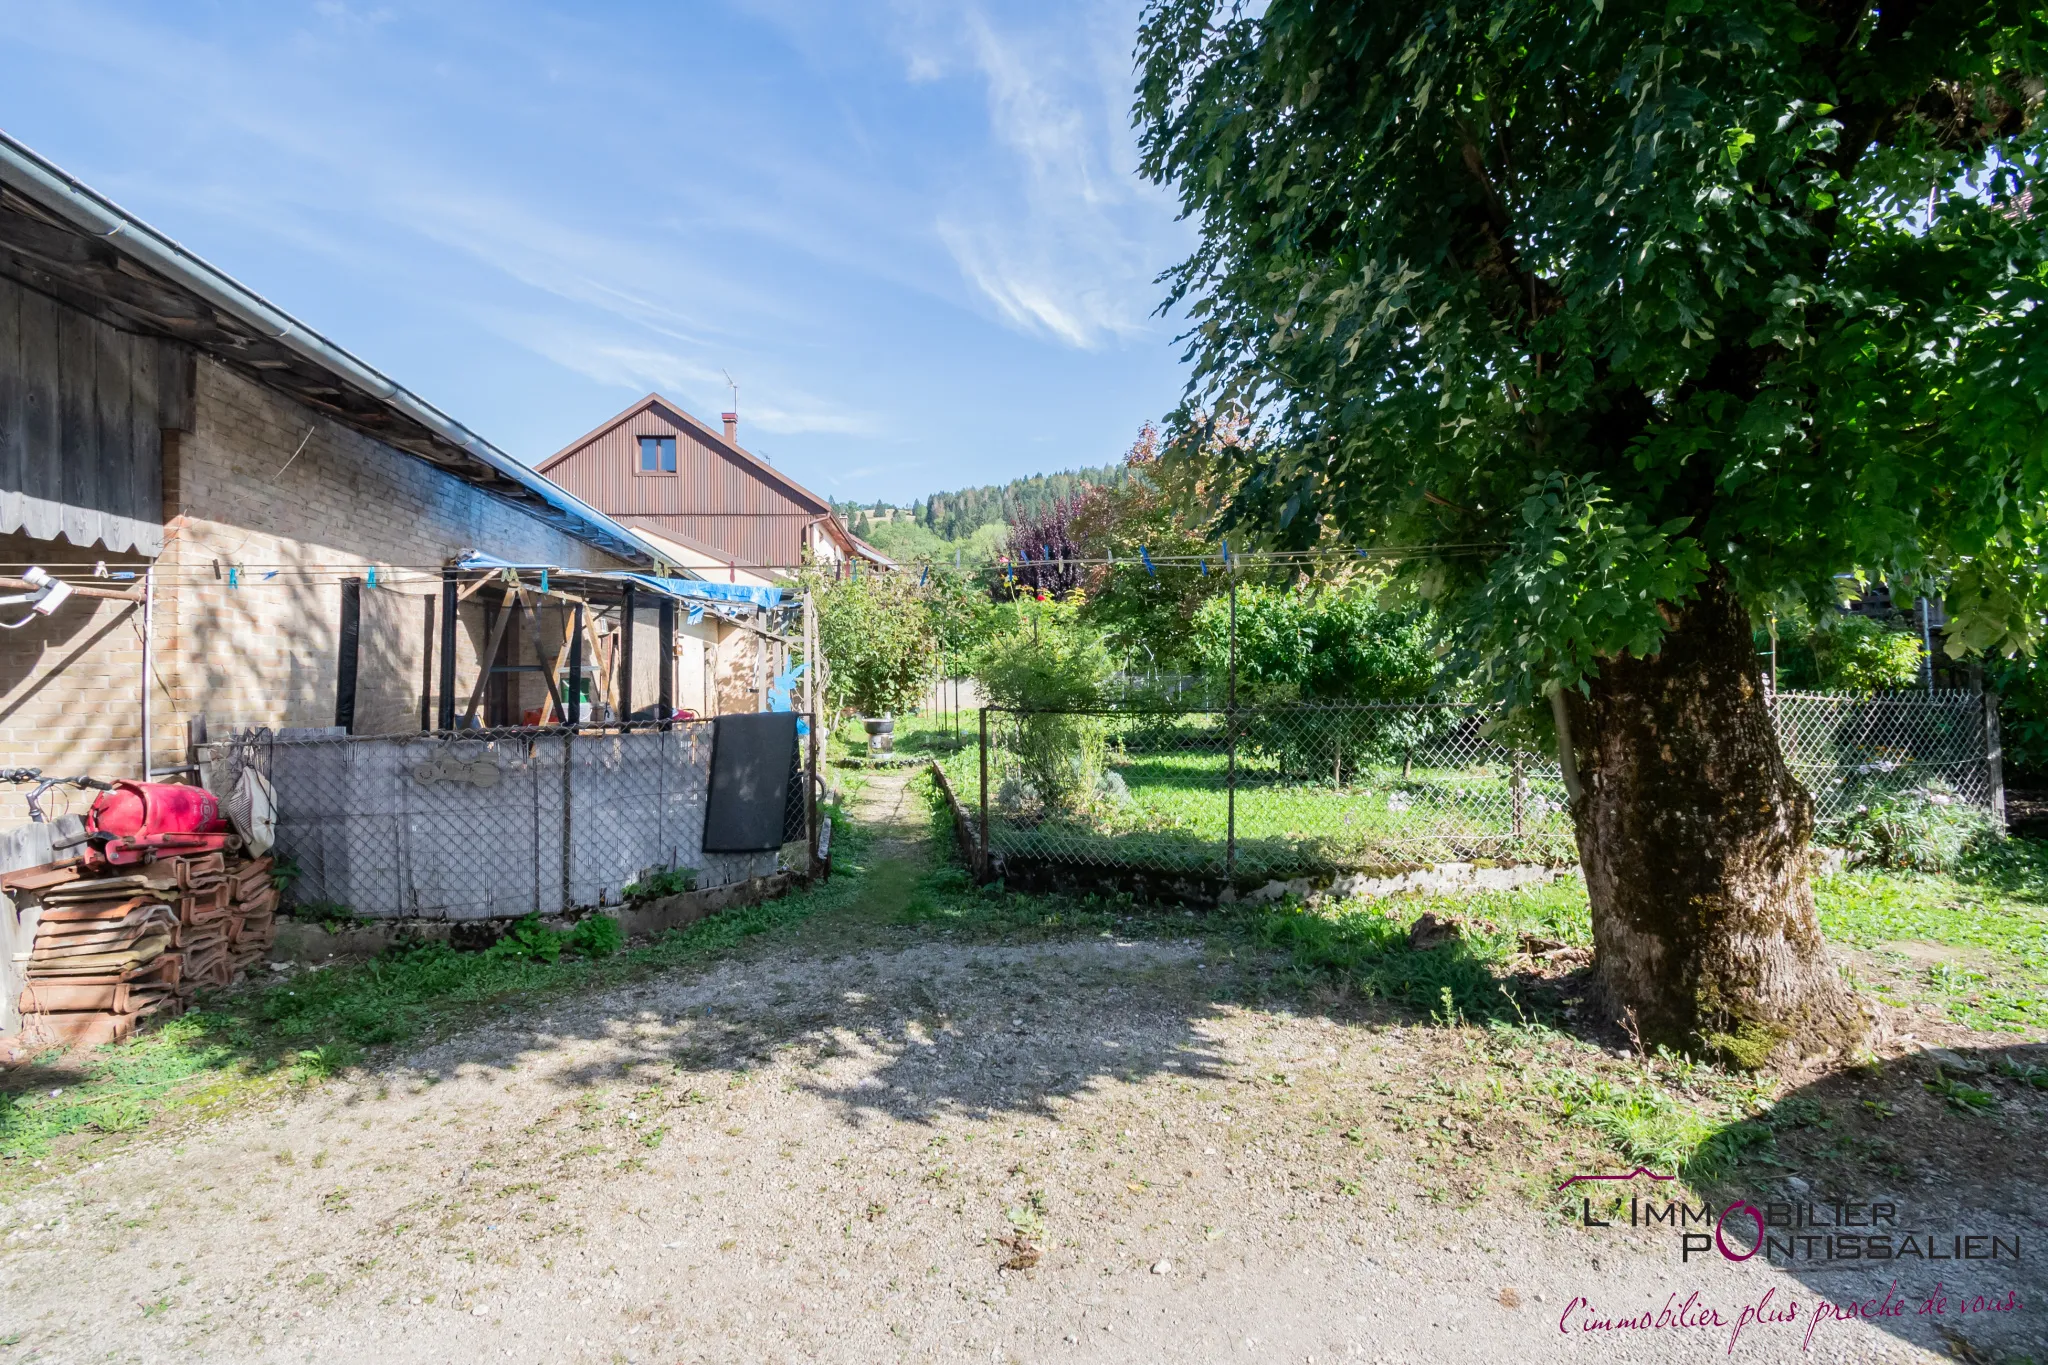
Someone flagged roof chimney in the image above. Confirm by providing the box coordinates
[721,411,738,445]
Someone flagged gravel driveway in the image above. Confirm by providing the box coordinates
[1,772,2039,1363]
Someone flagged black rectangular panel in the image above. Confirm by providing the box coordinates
[703,712,799,853]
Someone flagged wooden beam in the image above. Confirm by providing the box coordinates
[0,575,140,603]
[460,591,519,727]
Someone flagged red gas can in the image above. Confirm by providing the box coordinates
[86,781,230,839]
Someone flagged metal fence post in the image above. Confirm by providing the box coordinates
[1511,752,1526,842]
[806,708,821,879]
[566,604,585,729]
[1986,690,2008,831]
[978,706,991,879]
[1225,572,1238,882]
[559,732,574,914]
[620,584,635,726]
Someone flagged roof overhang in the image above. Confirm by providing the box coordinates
[453,552,785,612]
[0,131,656,568]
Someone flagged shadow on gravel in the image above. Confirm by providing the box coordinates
[1589,1041,2048,1361]
[524,932,1242,1129]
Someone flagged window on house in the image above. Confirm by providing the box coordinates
[638,436,677,472]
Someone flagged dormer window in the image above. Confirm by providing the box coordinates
[638,436,677,473]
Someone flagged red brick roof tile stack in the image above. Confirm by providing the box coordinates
[10,852,280,1049]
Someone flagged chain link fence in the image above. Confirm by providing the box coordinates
[949,691,2004,882]
[208,720,814,920]
[1772,689,2002,826]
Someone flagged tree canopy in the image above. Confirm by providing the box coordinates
[1135,0,2048,701]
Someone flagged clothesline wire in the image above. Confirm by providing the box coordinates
[0,543,1506,581]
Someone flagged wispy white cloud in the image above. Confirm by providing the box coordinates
[504,323,882,438]
[882,1,1188,349]
[2,0,1194,498]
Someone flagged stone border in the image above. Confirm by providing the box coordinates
[927,761,983,875]
[960,841,1575,912]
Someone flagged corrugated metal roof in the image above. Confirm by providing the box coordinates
[0,131,657,567]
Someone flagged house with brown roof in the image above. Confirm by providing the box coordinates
[538,395,890,586]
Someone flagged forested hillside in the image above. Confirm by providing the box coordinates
[831,463,1134,561]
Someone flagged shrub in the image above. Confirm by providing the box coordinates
[1189,584,1463,775]
[814,570,938,717]
[1821,785,1998,872]
[488,914,564,963]
[977,599,1115,815]
[1810,615,1925,692]
[1190,583,1444,703]
[1985,653,2048,784]
[623,867,696,900]
[1771,610,1925,692]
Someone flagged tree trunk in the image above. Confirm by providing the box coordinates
[1568,574,1866,1066]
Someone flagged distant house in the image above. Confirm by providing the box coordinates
[538,394,891,585]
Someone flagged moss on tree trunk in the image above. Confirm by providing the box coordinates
[1569,575,1867,1066]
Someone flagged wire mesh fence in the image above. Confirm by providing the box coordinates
[1772,690,2001,827]
[950,691,2003,882]
[208,719,814,920]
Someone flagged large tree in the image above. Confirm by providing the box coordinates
[1136,0,2048,1063]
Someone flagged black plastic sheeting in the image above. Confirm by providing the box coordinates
[334,577,361,733]
[703,712,800,853]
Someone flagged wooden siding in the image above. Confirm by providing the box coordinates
[541,398,825,571]
[0,272,185,554]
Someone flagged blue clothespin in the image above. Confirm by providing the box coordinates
[1200,559,1208,576]
[919,566,928,587]
[366,567,378,589]
[1042,545,1052,562]
[263,570,278,581]
[1140,547,1155,577]
[539,568,549,594]
[1221,539,1230,568]
[227,566,239,588]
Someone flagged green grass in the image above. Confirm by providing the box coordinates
[1812,838,2048,1031]
[15,765,2044,1214]
[938,738,1577,875]
[829,711,970,766]
[1222,881,1589,1022]
[0,803,865,1170]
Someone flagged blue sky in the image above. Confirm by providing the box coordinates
[0,1,1193,503]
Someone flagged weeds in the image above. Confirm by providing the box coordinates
[1,804,857,1167]
[287,899,361,929]
[622,867,697,900]
[1925,1072,1999,1115]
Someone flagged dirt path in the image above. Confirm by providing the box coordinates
[1,769,2040,1362]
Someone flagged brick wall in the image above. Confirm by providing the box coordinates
[0,355,645,821]
[152,359,637,749]
[0,531,152,825]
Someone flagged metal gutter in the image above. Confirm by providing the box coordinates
[0,130,656,568]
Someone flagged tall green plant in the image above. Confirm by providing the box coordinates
[1191,583,1461,775]
[976,599,1116,814]
[813,571,937,717]
[1772,609,1926,692]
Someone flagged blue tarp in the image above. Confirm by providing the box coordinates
[622,575,783,610]
[451,553,783,611]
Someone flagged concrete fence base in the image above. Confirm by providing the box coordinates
[270,870,801,962]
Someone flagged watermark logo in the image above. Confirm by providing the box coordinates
[1557,1170,2023,1266]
